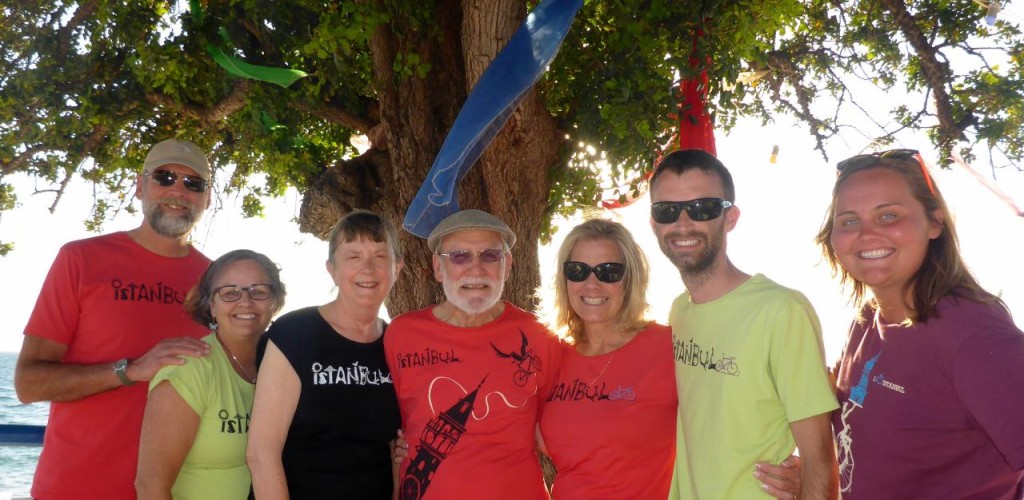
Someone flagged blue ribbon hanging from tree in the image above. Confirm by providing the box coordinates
[403,0,584,238]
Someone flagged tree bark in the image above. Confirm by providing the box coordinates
[299,0,561,317]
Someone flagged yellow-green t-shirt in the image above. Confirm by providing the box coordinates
[668,274,838,499]
[149,333,254,500]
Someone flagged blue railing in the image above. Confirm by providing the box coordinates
[0,424,45,446]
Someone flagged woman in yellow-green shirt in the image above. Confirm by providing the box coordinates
[136,249,286,499]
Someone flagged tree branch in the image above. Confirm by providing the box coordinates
[766,51,833,161]
[56,0,100,59]
[878,0,965,146]
[146,79,252,127]
[292,100,377,135]
[1,144,47,175]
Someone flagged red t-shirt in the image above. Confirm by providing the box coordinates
[385,302,562,500]
[539,324,676,500]
[24,232,209,500]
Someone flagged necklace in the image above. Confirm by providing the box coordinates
[217,334,256,384]
[588,351,616,387]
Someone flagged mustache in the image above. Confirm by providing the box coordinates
[454,276,497,287]
[154,197,197,212]
[664,230,706,241]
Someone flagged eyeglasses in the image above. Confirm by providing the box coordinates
[214,284,274,302]
[563,261,626,283]
[437,248,504,265]
[145,169,209,193]
[651,198,733,224]
[836,148,936,195]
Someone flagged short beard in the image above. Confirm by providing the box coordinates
[143,197,201,237]
[441,268,503,315]
[660,231,721,285]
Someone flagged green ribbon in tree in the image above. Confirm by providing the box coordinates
[188,0,308,88]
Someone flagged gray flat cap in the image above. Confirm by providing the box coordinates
[426,209,516,252]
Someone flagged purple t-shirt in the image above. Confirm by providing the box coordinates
[833,296,1024,499]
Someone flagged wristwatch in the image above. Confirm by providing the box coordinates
[114,358,135,386]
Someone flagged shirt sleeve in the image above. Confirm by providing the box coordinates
[535,330,564,400]
[149,357,208,416]
[769,294,839,422]
[24,244,82,345]
[953,307,1024,471]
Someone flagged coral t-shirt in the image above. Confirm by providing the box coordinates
[385,302,561,500]
[539,324,676,500]
[24,232,209,500]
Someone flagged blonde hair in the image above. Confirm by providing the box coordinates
[552,219,650,343]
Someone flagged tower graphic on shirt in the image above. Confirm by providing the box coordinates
[399,376,486,500]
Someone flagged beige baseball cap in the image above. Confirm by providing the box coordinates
[426,209,517,252]
[143,139,211,180]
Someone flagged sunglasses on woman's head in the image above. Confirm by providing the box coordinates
[563,261,626,283]
[836,148,936,195]
[145,169,209,193]
[651,198,733,224]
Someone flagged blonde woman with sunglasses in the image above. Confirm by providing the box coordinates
[818,149,1024,498]
[537,219,676,499]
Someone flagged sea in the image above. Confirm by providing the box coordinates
[0,351,46,498]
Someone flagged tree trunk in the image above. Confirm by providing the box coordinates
[299,0,561,317]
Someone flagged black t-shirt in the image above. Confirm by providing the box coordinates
[258,306,400,499]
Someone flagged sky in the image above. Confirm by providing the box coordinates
[2,112,1022,363]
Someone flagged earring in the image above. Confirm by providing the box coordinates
[208,319,218,332]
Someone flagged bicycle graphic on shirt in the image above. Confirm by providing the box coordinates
[713,355,739,376]
[608,385,636,401]
[490,328,542,387]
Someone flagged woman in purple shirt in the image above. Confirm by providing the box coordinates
[817,149,1024,499]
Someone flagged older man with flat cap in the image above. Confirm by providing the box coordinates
[15,138,215,500]
[385,209,562,500]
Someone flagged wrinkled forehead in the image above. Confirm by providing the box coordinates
[439,228,505,251]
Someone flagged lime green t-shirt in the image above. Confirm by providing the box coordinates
[667,274,838,499]
[149,333,255,500]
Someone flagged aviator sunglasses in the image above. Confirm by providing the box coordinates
[214,284,274,302]
[836,148,936,195]
[563,261,626,284]
[651,198,733,224]
[145,169,210,193]
[437,248,504,265]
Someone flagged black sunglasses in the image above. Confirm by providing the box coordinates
[145,169,209,193]
[563,261,626,283]
[836,148,935,195]
[651,198,733,224]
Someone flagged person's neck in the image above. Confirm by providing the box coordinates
[127,224,192,258]
[433,301,505,328]
[873,289,911,324]
[576,324,636,356]
[320,299,383,342]
[215,330,259,382]
[681,257,750,304]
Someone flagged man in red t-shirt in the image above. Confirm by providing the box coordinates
[15,138,215,500]
[386,209,561,500]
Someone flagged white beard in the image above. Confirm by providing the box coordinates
[441,267,504,315]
